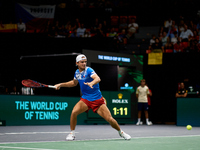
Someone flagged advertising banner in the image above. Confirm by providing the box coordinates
[0,24,17,33]
[0,95,87,126]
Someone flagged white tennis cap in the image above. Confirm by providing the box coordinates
[76,54,87,62]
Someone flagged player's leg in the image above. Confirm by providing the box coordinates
[97,104,131,140]
[144,103,152,125]
[136,103,142,125]
[70,100,88,130]
[66,100,88,140]
[97,104,120,130]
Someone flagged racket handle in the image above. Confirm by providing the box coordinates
[48,85,57,89]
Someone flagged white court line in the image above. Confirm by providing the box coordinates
[0,134,200,144]
[0,146,58,150]
[1,131,79,135]
[76,134,200,141]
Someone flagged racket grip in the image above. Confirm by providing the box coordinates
[48,85,57,89]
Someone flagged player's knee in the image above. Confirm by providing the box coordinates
[106,116,114,123]
[71,110,79,116]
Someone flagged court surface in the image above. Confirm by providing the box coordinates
[0,125,200,150]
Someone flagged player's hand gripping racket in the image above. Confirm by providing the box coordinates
[22,79,56,89]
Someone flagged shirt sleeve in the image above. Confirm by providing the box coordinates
[88,67,96,77]
[146,87,150,94]
[136,87,139,94]
[74,71,77,80]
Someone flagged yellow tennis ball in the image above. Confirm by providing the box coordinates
[186,125,192,130]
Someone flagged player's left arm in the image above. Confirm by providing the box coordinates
[183,90,188,97]
[84,73,101,89]
[146,87,150,96]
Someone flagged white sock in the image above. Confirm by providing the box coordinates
[138,118,141,122]
[118,129,122,134]
[146,118,149,123]
[70,130,75,135]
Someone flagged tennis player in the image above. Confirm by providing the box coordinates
[54,54,131,141]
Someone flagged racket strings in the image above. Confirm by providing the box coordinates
[22,80,41,87]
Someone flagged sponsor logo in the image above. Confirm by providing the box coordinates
[112,93,128,104]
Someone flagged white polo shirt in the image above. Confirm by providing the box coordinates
[180,29,193,39]
[136,85,149,103]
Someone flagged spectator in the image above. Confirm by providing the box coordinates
[150,34,156,45]
[173,37,184,52]
[83,29,91,38]
[72,18,81,30]
[151,38,164,52]
[118,29,128,48]
[158,26,164,37]
[94,23,105,37]
[102,20,109,35]
[164,37,173,51]
[168,24,178,39]
[48,26,56,37]
[171,31,178,44]
[127,18,138,39]
[65,23,73,35]
[17,18,26,33]
[190,37,199,52]
[188,20,194,31]
[172,20,178,31]
[44,20,53,34]
[161,31,169,46]
[69,29,78,38]
[10,86,20,95]
[178,20,185,35]
[58,24,68,36]
[108,27,118,37]
[93,18,100,30]
[196,19,200,33]
[164,17,173,30]
[119,18,128,31]
[77,23,86,37]
[175,82,188,98]
[54,20,61,33]
[180,24,194,42]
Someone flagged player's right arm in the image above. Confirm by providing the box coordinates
[136,88,139,98]
[54,79,78,90]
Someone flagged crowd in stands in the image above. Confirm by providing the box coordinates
[15,14,200,54]
[44,16,138,39]
[1,0,200,53]
[148,17,200,53]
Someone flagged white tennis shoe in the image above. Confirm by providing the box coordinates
[136,121,143,125]
[119,130,131,140]
[147,121,153,126]
[66,133,75,141]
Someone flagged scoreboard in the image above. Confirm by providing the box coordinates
[87,91,132,123]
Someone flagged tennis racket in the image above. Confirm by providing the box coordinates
[22,79,56,89]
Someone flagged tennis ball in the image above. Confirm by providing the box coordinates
[186,125,192,130]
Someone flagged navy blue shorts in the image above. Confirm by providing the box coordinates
[138,102,149,111]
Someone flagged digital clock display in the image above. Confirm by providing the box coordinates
[113,107,128,115]
[111,105,131,118]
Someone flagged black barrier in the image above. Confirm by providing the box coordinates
[177,98,200,127]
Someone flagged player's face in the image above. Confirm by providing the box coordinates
[180,83,184,88]
[141,80,145,86]
[77,59,87,70]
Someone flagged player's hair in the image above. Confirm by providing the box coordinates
[141,79,146,83]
